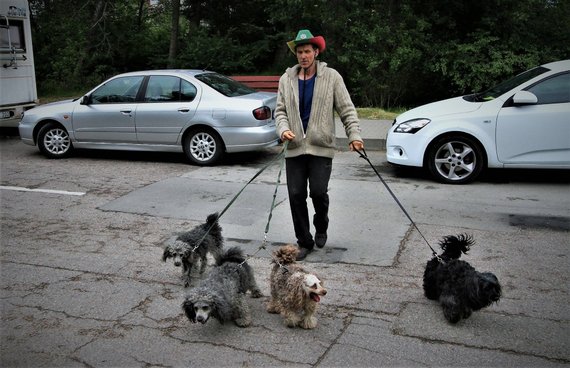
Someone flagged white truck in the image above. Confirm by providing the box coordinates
[0,0,37,127]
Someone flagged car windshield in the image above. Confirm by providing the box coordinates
[195,72,256,97]
[469,66,549,102]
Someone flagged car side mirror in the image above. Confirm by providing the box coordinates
[80,95,90,105]
[512,90,538,105]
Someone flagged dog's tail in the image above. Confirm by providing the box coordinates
[217,246,246,265]
[439,234,474,260]
[272,244,298,265]
[205,212,223,246]
[206,212,219,226]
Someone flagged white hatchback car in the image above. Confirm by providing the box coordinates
[386,59,570,184]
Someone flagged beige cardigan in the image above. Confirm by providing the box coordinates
[275,61,362,158]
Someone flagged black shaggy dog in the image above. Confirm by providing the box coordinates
[162,213,224,287]
[182,246,263,327]
[423,234,501,323]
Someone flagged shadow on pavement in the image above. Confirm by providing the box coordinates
[386,163,570,185]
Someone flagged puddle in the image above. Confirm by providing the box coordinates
[508,214,570,231]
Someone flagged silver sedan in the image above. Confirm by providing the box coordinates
[19,70,279,165]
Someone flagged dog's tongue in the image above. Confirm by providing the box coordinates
[310,293,321,302]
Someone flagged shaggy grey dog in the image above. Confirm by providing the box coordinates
[162,213,223,287]
[182,246,263,327]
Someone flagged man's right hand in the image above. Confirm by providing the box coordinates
[281,130,296,141]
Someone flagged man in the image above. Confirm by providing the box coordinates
[275,29,364,261]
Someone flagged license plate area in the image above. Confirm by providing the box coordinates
[0,110,13,119]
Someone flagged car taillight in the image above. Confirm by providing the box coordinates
[252,106,271,120]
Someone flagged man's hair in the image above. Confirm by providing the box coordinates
[295,43,318,52]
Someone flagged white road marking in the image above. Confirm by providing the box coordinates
[0,186,85,196]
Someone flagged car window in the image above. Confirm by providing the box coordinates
[180,80,197,101]
[0,19,25,52]
[526,73,570,104]
[195,72,256,97]
[477,66,549,101]
[90,76,144,104]
[144,76,197,102]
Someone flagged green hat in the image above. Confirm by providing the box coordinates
[287,29,326,54]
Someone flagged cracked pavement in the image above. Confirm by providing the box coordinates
[1,134,569,367]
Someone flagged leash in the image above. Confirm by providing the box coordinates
[190,141,289,253]
[355,148,440,259]
[239,140,288,265]
[259,143,292,274]
[186,140,291,274]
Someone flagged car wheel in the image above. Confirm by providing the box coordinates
[184,128,224,165]
[426,135,484,184]
[37,122,73,158]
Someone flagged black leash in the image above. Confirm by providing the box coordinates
[191,141,289,252]
[240,140,287,263]
[241,143,292,274]
[355,148,439,258]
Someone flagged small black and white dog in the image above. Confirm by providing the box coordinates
[162,213,224,287]
[423,234,501,323]
[182,246,263,327]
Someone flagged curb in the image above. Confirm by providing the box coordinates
[335,119,391,151]
[336,137,385,151]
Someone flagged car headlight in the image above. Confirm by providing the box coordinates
[394,118,430,133]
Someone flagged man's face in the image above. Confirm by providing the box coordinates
[296,44,318,69]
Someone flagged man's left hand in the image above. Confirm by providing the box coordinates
[349,140,364,151]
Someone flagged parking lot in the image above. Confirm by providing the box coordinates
[1,130,569,367]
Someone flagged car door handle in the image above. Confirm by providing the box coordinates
[178,108,190,113]
[120,110,132,116]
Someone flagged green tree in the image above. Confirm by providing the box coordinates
[408,0,570,98]
[167,0,181,68]
[30,0,170,92]
[30,0,569,108]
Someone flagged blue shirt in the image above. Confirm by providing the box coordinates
[299,75,316,132]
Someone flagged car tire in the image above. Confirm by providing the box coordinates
[184,127,224,165]
[37,122,73,159]
[426,135,484,184]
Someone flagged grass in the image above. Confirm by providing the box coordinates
[38,91,86,104]
[356,107,405,120]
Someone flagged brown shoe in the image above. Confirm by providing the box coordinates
[296,247,312,261]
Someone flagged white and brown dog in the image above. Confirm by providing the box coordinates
[267,245,327,329]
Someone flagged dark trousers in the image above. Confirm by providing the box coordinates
[285,155,332,249]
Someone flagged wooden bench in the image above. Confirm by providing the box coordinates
[231,75,280,93]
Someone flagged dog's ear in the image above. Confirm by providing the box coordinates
[284,274,306,310]
[181,298,197,323]
[210,293,229,324]
[183,247,194,259]
[162,246,171,262]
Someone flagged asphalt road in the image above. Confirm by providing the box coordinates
[1,131,569,367]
